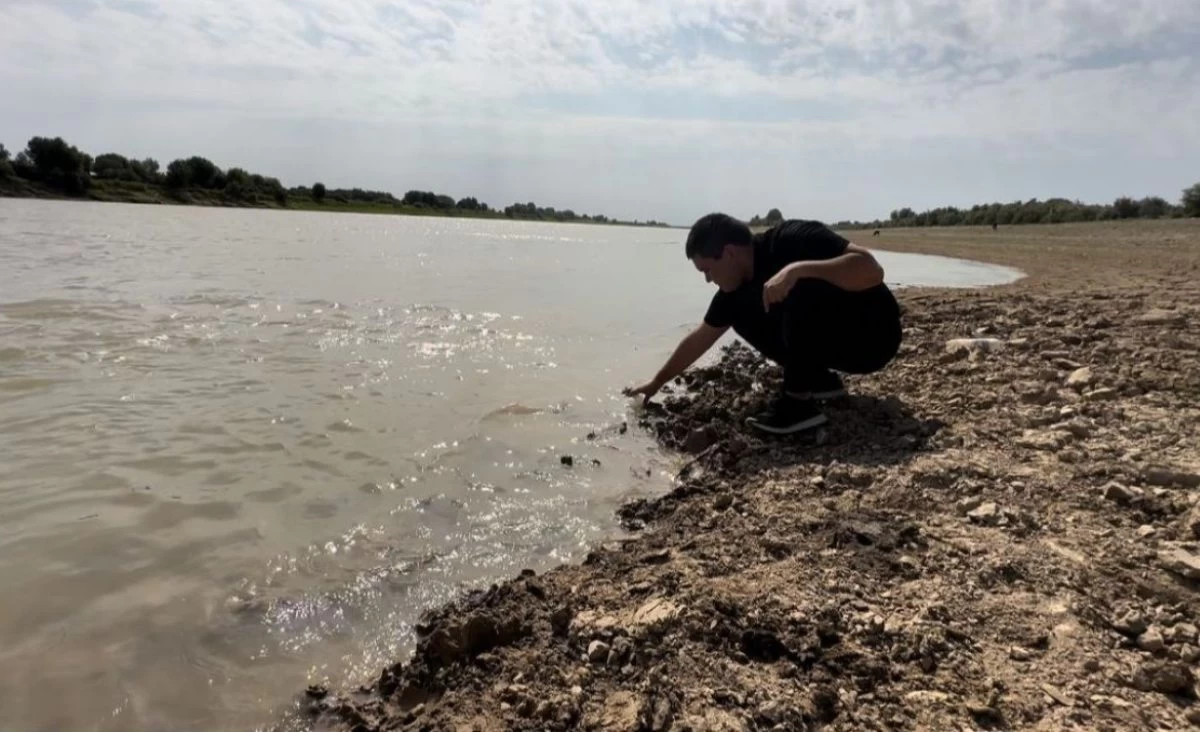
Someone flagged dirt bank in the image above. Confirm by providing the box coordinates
[304,222,1200,731]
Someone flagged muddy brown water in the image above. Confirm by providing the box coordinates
[0,199,1022,731]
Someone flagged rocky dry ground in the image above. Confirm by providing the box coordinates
[303,221,1200,731]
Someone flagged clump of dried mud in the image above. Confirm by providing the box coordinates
[304,230,1200,731]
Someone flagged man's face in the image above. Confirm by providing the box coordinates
[692,246,741,292]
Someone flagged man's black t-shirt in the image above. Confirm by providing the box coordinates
[702,219,895,361]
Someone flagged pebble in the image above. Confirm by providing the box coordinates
[587,640,611,664]
[1010,647,1033,661]
[1143,467,1200,489]
[1065,366,1093,388]
[1061,419,1093,438]
[1130,661,1194,694]
[957,496,983,514]
[609,637,633,666]
[684,428,714,455]
[1179,645,1200,663]
[1170,623,1199,645]
[1084,387,1118,402]
[1137,525,1156,539]
[1159,548,1200,580]
[1113,610,1149,637]
[945,338,1004,356]
[1138,627,1166,653]
[1137,308,1184,325]
[1103,482,1141,503]
[967,502,1000,525]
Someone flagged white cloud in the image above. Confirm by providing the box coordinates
[1,0,1198,222]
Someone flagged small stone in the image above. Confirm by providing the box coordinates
[630,597,681,628]
[957,496,984,515]
[714,494,733,511]
[1187,708,1200,726]
[945,337,1004,356]
[756,700,784,725]
[1159,548,1200,580]
[1137,525,1157,539]
[1082,658,1101,673]
[1066,367,1094,388]
[1139,627,1166,653]
[1062,419,1093,438]
[609,637,633,665]
[1016,430,1064,451]
[1130,661,1194,695]
[1040,683,1073,707]
[1113,610,1149,637]
[1180,644,1200,663]
[1170,624,1199,645]
[1010,647,1033,661]
[1085,387,1118,402]
[560,455,574,467]
[587,640,611,664]
[1103,482,1141,503]
[1143,467,1200,489]
[640,548,671,565]
[1090,694,1133,710]
[967,502,1000,525]
[516,697,537,717]
[1137,308,1184,325]
[684,428,715,454]
[905,690,950,704]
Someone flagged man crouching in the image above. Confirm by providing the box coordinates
[625,213,902,434]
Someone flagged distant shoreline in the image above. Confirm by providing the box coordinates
[0,136,674,228]
[0,179,674,228]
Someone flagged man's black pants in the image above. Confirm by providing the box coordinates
[753,279,902,394]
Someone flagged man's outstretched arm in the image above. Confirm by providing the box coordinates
[624,323,728,403]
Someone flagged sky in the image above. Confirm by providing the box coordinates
[1,0,1199,225]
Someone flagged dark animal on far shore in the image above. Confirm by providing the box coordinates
[872,230,880,237]
[992,222,998,231]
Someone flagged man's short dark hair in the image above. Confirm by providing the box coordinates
[685,213,752,259]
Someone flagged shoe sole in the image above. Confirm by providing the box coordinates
[746,413,829,435]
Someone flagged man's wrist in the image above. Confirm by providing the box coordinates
[787,261,813,284]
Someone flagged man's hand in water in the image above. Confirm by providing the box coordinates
[623,379,664,404]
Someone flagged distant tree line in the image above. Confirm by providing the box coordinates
[834,188,1200,230]
[0,135,669,227]
[747,208,784,227]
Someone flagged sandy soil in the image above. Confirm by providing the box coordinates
[302,221,1200,731]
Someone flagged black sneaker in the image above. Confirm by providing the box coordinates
[746,395,828,435]
[794,371,847,401]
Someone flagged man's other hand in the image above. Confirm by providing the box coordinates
[763,265,801,311]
